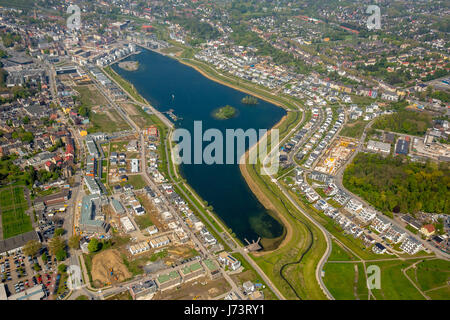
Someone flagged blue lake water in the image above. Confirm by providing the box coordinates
[112,49,286,245]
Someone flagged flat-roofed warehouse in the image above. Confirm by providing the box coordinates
[7,284,46,300]
[34,189,70,206]
[395,139,409,155]
[367,140,391,154]
[0,231,40,256]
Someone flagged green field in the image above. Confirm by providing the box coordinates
[407,259,450,294]
[128,104,156,129]
[370,259,426,300]
[426,286,450,300]
[124,175,147,190]
[89,111,130,133]
[323,262,368,300]
[339,120,369,139]
[323,258,447,300]
[328,241,357,261]
[0,186,32,239]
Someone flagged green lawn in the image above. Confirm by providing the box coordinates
[339,120,369,139]
[328,241,357,261]
[89,111,130,134]
[0,186,32,239]
[426,286,450,300]
[323,262,366,300]
[414,259,450,291]
[125,175,147,190]
[129,104,155,129]
[370,259,425,300]
[324,259,432,300]
[134,214,153,230]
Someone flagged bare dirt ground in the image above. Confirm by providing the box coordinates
[152,276,231,300]
[91,249,132,286]
[137,194,167,232]
[164,246,197,265]
[120,102,140,116]
[105,110,121,123]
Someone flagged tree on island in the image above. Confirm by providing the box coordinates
[213,105,237,120]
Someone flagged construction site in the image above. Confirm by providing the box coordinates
[314,137,357,176]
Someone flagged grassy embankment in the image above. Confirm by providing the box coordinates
[103,66,146,104]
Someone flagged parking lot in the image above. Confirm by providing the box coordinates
[1,249,56,298]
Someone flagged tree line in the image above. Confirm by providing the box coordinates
[343,153,449,215]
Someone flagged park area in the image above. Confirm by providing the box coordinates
[0,186,32,239]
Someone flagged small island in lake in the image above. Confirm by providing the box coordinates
[212,105,238,120]
[241,95,258,105]
[118,61,139,71]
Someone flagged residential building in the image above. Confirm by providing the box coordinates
[156,270,182,291]
[420,224,436,237]
[372,243,387,254]
[129,280,158,300]
[149,235,170,249]
[218,252,241,271]
[371,215,391,233]
[120,216,135,233]
[400,236,423,255]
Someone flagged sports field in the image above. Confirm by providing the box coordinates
[0,186,32,239]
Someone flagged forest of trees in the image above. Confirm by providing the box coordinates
[343,153,449,215]
[372,109,433,136]
[169,17,220,42]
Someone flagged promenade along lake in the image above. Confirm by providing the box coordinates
[112,49,286,247]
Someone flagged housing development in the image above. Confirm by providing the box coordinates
[0,0,448,305]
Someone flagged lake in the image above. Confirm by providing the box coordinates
[112,49,286,246]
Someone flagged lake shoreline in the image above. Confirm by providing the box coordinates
[176,57,296,252]
[113,49,296,250]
